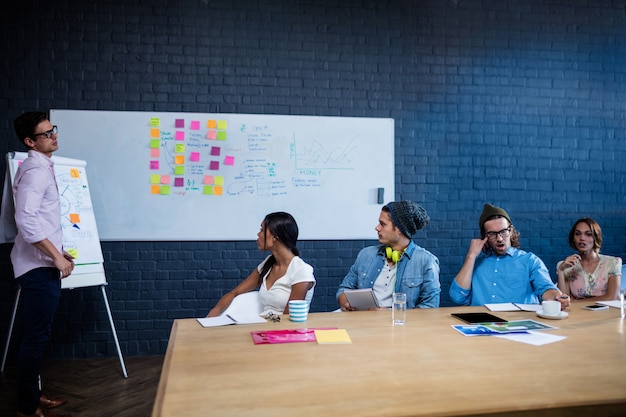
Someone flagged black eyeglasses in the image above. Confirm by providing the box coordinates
[485,227,511,240]
[265,312,280,323]
[33,126,58,139]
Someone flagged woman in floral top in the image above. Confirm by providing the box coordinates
[557,218,622,301]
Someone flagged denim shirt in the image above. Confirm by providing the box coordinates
[337,241,441,308]
[449,247,557,306]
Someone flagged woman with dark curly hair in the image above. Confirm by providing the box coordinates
[557,218,622,301]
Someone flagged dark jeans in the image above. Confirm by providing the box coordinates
[16,267,61,415]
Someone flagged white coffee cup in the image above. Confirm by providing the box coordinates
[542,300,561,316]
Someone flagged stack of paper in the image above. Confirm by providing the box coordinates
[314,329,352,344]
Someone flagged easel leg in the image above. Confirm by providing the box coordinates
[1,287,21,373]
[100,284,128,378]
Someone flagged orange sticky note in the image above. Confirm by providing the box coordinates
[70,168,80,178]
[69,213,80,224]
[175,155,185,164]
[150,128,160,138]
[207,119,217,129]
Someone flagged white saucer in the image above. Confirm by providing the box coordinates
[536,310,568,320]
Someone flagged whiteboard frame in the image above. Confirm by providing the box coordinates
[50,110,395,241]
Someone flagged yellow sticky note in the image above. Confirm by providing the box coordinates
[217,120,227,130]
[149,118,160,127]
[314,329,352,344]
[150,174,161,184]
[67,248,78,259]
[70,168,80,178]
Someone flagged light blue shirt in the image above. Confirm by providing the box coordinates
[337,241,441,308]
[449,247,557,306]
[10,150,62,278]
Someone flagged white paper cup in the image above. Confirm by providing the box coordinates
[542,300,561,316]
[289,300,309,322]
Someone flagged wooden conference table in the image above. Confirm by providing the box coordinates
[152,303,626,417]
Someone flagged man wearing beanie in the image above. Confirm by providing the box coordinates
[336,201,440,310]
[449,203,570,309]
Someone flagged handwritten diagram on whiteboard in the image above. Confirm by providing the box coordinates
[50,110,394,241]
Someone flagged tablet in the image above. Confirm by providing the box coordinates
[344,288,380,310]
[451,312,507,324]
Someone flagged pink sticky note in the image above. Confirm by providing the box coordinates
[175,131,185,141]
[189,152,200,162]
[190,120,200,130]
[161,175,171,184]
[150,160,159,170]
[150,148,160,158]
[206,130,217,140]
[175,119,185,128]
[203,175,213,184]
[209,161,219,170]
[210,146,220,156]
[224,156,235,166]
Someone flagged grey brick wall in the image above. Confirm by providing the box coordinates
[0,0,624,359]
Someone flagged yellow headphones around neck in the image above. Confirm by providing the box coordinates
[385,246,404,263]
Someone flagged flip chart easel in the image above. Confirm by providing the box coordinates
[0,152,127,378]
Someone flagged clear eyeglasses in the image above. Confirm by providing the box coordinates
[485,227,511,240]
[33,125,58,139]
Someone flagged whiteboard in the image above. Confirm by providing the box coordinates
[1,152,106,289]
[49,110,395,241]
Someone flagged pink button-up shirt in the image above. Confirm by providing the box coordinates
[10,150,63,278]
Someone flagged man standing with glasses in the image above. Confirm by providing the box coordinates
[450,203,570,309]
[11,112,74,417]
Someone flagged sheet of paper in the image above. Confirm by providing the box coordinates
[596,300,622,308]
[197,316,236,328]
[226,313,267,324]
[485,303,520,311]
[485,303,542,312]
[496,330,566,346]
[314,329,352,344]
[514,303,542,312]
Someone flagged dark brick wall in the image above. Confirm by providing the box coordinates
[0,0,624,359]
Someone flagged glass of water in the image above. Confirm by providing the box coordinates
[392,292,407,326]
